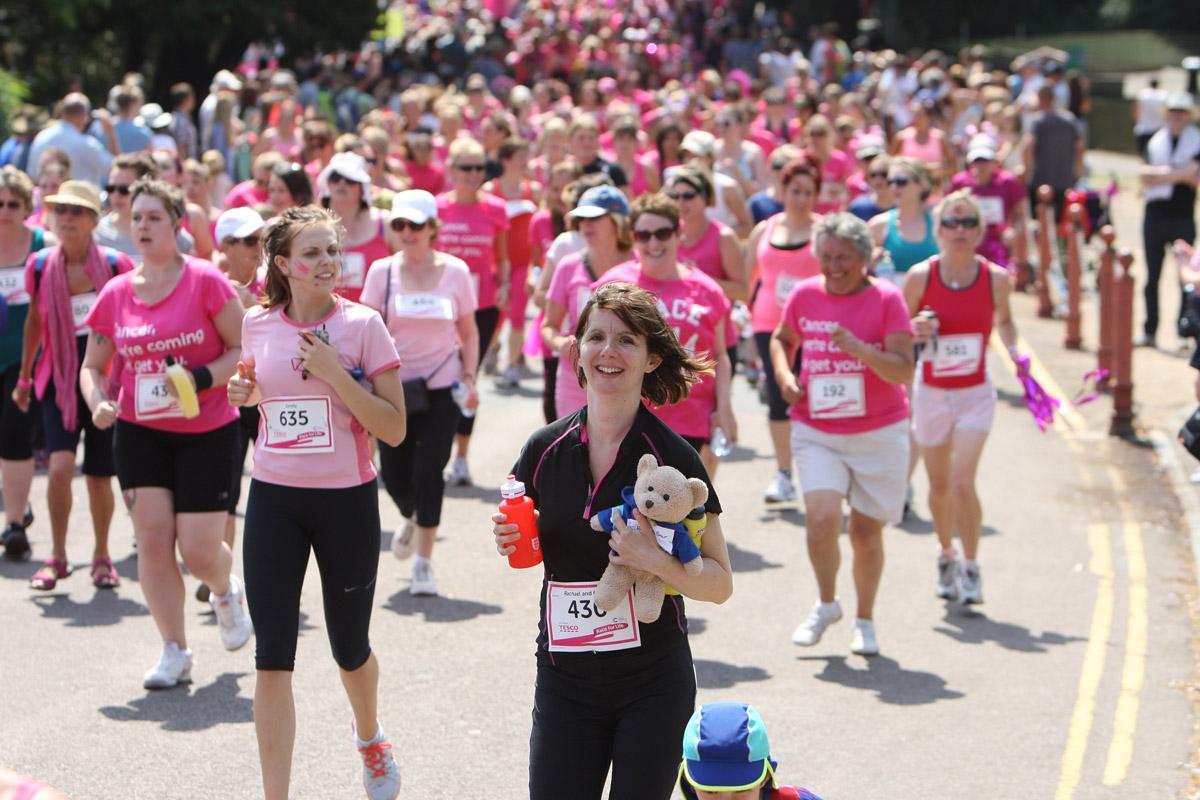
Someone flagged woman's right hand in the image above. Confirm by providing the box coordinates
[93,400,119,430]
[11,383,30,414]
[778,372,805,405]
[912,313,939,346]
[227,360,256,407]
[491,509,537,557]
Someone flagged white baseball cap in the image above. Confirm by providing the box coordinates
[215,207,265,243]
[1167,92,1195,112]
[389,190,438,225]
[680,130,716,157]
[318,152,373,198]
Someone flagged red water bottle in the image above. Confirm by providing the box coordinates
[500,475,541,569]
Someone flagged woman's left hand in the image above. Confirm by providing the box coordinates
[608,507,669,575]
[712,406,738,444]
[297,331,343,384]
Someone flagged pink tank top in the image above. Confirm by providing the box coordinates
[898,128,943,168]
[627,160,650,198]
[678,219,738,348]
[339,213,391,304]
[750,214,822,333]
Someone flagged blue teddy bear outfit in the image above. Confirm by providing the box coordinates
[594,486,703,565]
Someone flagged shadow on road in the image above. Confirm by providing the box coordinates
[935,606,1085,652]
[725,541,785,573]
[443,484,504,505]
[798,655,965,705]
[758,507,806,528]
[30,590,149,627]
[714,443,757,463]
[687,616,707,636]
[694,658,771,689]
[383,590,502,622]
[896,514,999,538]
[99,672,253,730]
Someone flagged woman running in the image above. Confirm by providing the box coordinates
[318,151,391,304]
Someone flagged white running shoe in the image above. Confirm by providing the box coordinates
[496,365,520,389]
[792,600,843,646]
[143,642,193,690]
[356,723,401,800]
[763,470,798,503]
[850,619,879,656]
[211,575,254,651]
[936,553,958,600]
[410,562,438,596]
[959,562,984,605]
[449,457,473,487]
[391,518,415,561]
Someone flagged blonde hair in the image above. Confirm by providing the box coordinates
[934,188,983,221]
[448,137,485,163]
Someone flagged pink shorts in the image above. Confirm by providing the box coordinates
[505,263,530,324]
[911,379,997,447]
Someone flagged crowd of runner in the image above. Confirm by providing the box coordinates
[0,3,1149,797]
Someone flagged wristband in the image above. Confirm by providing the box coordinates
[190,366,213,392]
[16,378,31,390]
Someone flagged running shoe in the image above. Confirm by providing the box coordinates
[902,484,914,519]
[195,582,211,603]
[143,642,193,690]
[1,522,30,561]
[448,457,473,487]
[791,600,843,646]
[391,518,416,561]
[763,470,797,503]
[959,562,984,605]
[481,345,500,376]
[850,619,879,656]
[211,575,254,650]
[936,553,958,600]
[409,561,438,596]
[356,723,401,800]
[496,365,520,389]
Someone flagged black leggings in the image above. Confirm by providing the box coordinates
[243,479,380,672]
[753,331,791,421]
[0,362,34,461]
[529,646,696,800]
[458,306,500,436]
[1142,209,1196,338]
[542,356,558,424]
[378,387,459,528]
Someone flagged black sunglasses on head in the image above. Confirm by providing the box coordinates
[633,226,677,243]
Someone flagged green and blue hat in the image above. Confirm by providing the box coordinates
[678,702,778,797]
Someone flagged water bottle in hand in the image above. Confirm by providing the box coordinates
[452,381,476,418]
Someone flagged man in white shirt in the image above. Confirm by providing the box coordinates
[1134,78,1168,159]
[27,93,115,188]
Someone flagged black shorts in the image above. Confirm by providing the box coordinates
[227,406,260,514]
[114,418,238,513]
[0,362,35,461]
[682,435,708,453]
[41,375,115,476]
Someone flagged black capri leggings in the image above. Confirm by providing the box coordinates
[542,356,558,425]
[529,645,696,800]
[753,331,791,422]
[243,479,380,672]
[457,306,500,437]
[0,362,34,461]
[378,386,459,528]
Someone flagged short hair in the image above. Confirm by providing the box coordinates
[497,137,529,163]
[814,213,874,262]
[572,281,714,406]
[666,164,714,207]
[39,147,71,172]
[252,151,285,175]
[568,114,600,138]
[262,206,341,308]
[334,133,365,154]
[359,126,389,158]
[0,166,35,210]
[629,192,680,230]
[114,87,141,114]
[612,117,640,139]
[183,158,208,179]
[483,110,514,137]
[272,161,315,206]
[60,93,90,117]
[113,151,156,180]
[448,137,485,163]
[130,177,185,222]
[934,188,983,222]
[169,83,194,109]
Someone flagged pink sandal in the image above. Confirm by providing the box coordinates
[91,558,120,589]
[30,558,71,591]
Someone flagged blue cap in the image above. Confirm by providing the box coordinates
[567,184,630,219]
[678,702,778,795]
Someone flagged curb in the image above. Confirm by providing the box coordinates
[1149,418,1200,582]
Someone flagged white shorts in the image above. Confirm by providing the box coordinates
[911,379,997,448]
[791,419,910,524]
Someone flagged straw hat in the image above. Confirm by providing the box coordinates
[42,181,102,215]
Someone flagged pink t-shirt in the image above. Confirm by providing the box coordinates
[360,253,476,388]
[241,298,401,488]
[805,148,855,214]
[86,258,240,433]
[529,210,555,263]
[223,180,269,210]
[546,253,598,417]
[781,277,912,434]
[595,261,730,439]
[435,193,510,310]
[404,159,446,195]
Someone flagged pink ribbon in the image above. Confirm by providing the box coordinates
[1014,354,1060,432]
[1072,368,1109,406]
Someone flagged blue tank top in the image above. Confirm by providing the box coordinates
[883,208,938,273]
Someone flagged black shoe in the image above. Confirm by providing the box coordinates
[195,582,211,603]
[22,504,33,529]
[2,523,30,561]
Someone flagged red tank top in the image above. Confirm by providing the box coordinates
[495,180,537,270]
[918,256,994,389]
[339,213,391,304]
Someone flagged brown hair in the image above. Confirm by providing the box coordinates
[780,156,822,193]
[261,206,341,309]
[0,166,35,210]
[497,137,529,163]
[572,281,713,406]
[130,177,185,221]
[629,192,680,230]
[666,165,714,207]
[113,151,157,180]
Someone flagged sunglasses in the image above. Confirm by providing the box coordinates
[633,226,677,243]
[232,235,261,247]
[667,191,698,202]
[940,216,981,230]
[328,172,354,184]
[105,184,133,196]
[391,219,429,232]
[770,161,787,170]
[455,163,486,173]
[0,200,23,210]
[868,171,889,179]
[50,204,89,216]
[887,177,911,187]
[365,157,378,166]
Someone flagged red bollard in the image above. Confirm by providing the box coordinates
[1110,249,1136,437]
[1035,185,1055,318]
[1063,203,1084,349]
[1096,226,1116,391]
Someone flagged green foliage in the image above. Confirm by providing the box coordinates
[0,69,30,140]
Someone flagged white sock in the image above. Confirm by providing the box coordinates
[356,721,383,746]
[819,600,839,611]
[961,558,978,571]
[414,556,431,570]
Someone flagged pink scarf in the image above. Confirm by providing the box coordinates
[42,242,116,431]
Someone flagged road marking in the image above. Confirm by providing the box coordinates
[989,333,1087,433]
[1055,523,1115,800]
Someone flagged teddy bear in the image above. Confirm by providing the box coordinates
[590,453,709,623]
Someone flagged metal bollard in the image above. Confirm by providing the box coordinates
[1063,204,1084,349]
[1110,249,1136,437]
[1035,185,1054,318]
[1096,225,1116,391]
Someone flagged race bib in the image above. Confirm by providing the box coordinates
[775,274,801,307]
[0,266,28,305]
[71,291,98,332]
[977,196,1005,226]
[932,333,983,377]
[259,396,334,454]
[546,581,641,653]
[135,373,184,420]
[506,198,538,219]
[395,292,454,321]
[339,252,366,289]
[808,373,866,419]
